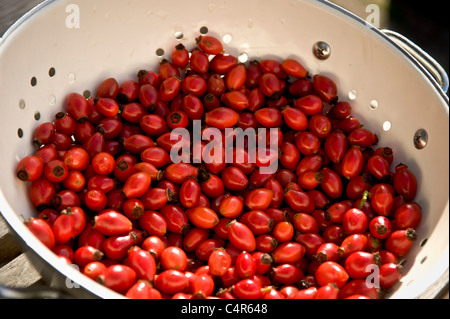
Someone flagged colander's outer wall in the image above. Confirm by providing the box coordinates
[0,0,448,299]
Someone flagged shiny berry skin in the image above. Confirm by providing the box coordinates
[344,251,380,279]
[339,279,379,299]
[24,218,55,250]
[235,251,256,279]
[164,163,198,184]
[196,35,223,55]
[74,245,104,268]
[385,228,417,257]
[313,75,338,103]
[167,110,189,130]
[192,274,215,299]
[139,210,167,237]
[324,130,349,164]
[394,202,422,230]
[281,58,308,78]
[315,283,339,299]
[113,155,136,183]
[367,155,391,181]
[140,114,168,136]
[205,107,240,129]
[393,164,418,201]
[94,210,132,236]
[341,146,364,179]
[379,263,402,290]
[315,242,340,263]
[159,76,181,102]
[16,155,44,182]
[233,278,262,299]
[95,98,119,118]
[348,128,378,148]
[338,234,368,258]
[259,73,282,99]
[154,269,188,295]
[244,188,273,211]
[84,189,108,212]
[91,152,115,176]
[178,178,201,208]
[160,246,188,271]
[83,261,107,281]
[142,236,166,259]
[294,287,318,299]
[98,264,137,294]
[271,242,305,264]
[33,122,55,147]
[309,114,332,139]
[294,94,322,116]
[255,107,283,128]
[66,92,89,123]
[63,146,90,171]
[320,167,343,200]
[225,64,247,91]
[315,261,349,288]
[272,221,295,243]
[96,77,119,99]
[122,198,145,220]
[186,206,219,229]
[284,188,314,215]
[52,211,75,245]
[208,248,232,276]
[369,216,393,239]
[240,210,274,235]
[125,280,161,299]
[227,220,256,252]
[43,159,68,183]
[342,208,368,235]
[270,263,304,285]
[172,43,189,68]
[282,106,308,131]
[219,195,244,219]
[259,59,287,79]
[122,172,152,199]
[34,144,57,164]
[190,48,209,74]
[221,166,249,191]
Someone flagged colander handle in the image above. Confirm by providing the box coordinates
[381,29,449,94]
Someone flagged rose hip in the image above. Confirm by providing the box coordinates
[16,30,423,299]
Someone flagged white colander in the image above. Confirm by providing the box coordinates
[0,0,448,299]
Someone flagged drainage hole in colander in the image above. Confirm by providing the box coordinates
[83,90,91,99]
[48,67,56,77]
[19,99,26,110]
[383,121,392,132]
[369,99,379,110]
[420,238,428,247]
[348,89,357,100]
[174,31,184,40]
[34,112,41,121]
[222,34,232,44]
[30,77,37,87]
[200,26,209,34]
[420,256,427,264]
[156,48,165,58]
[238,52,249,63]
[68,72,76,83]
[48,94,56,106]
[17,128,23,138]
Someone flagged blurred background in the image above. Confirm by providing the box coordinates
[1,0,448,79]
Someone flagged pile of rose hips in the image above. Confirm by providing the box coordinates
[16,33,421,299]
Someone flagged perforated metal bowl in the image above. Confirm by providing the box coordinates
[0,0,448,299]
